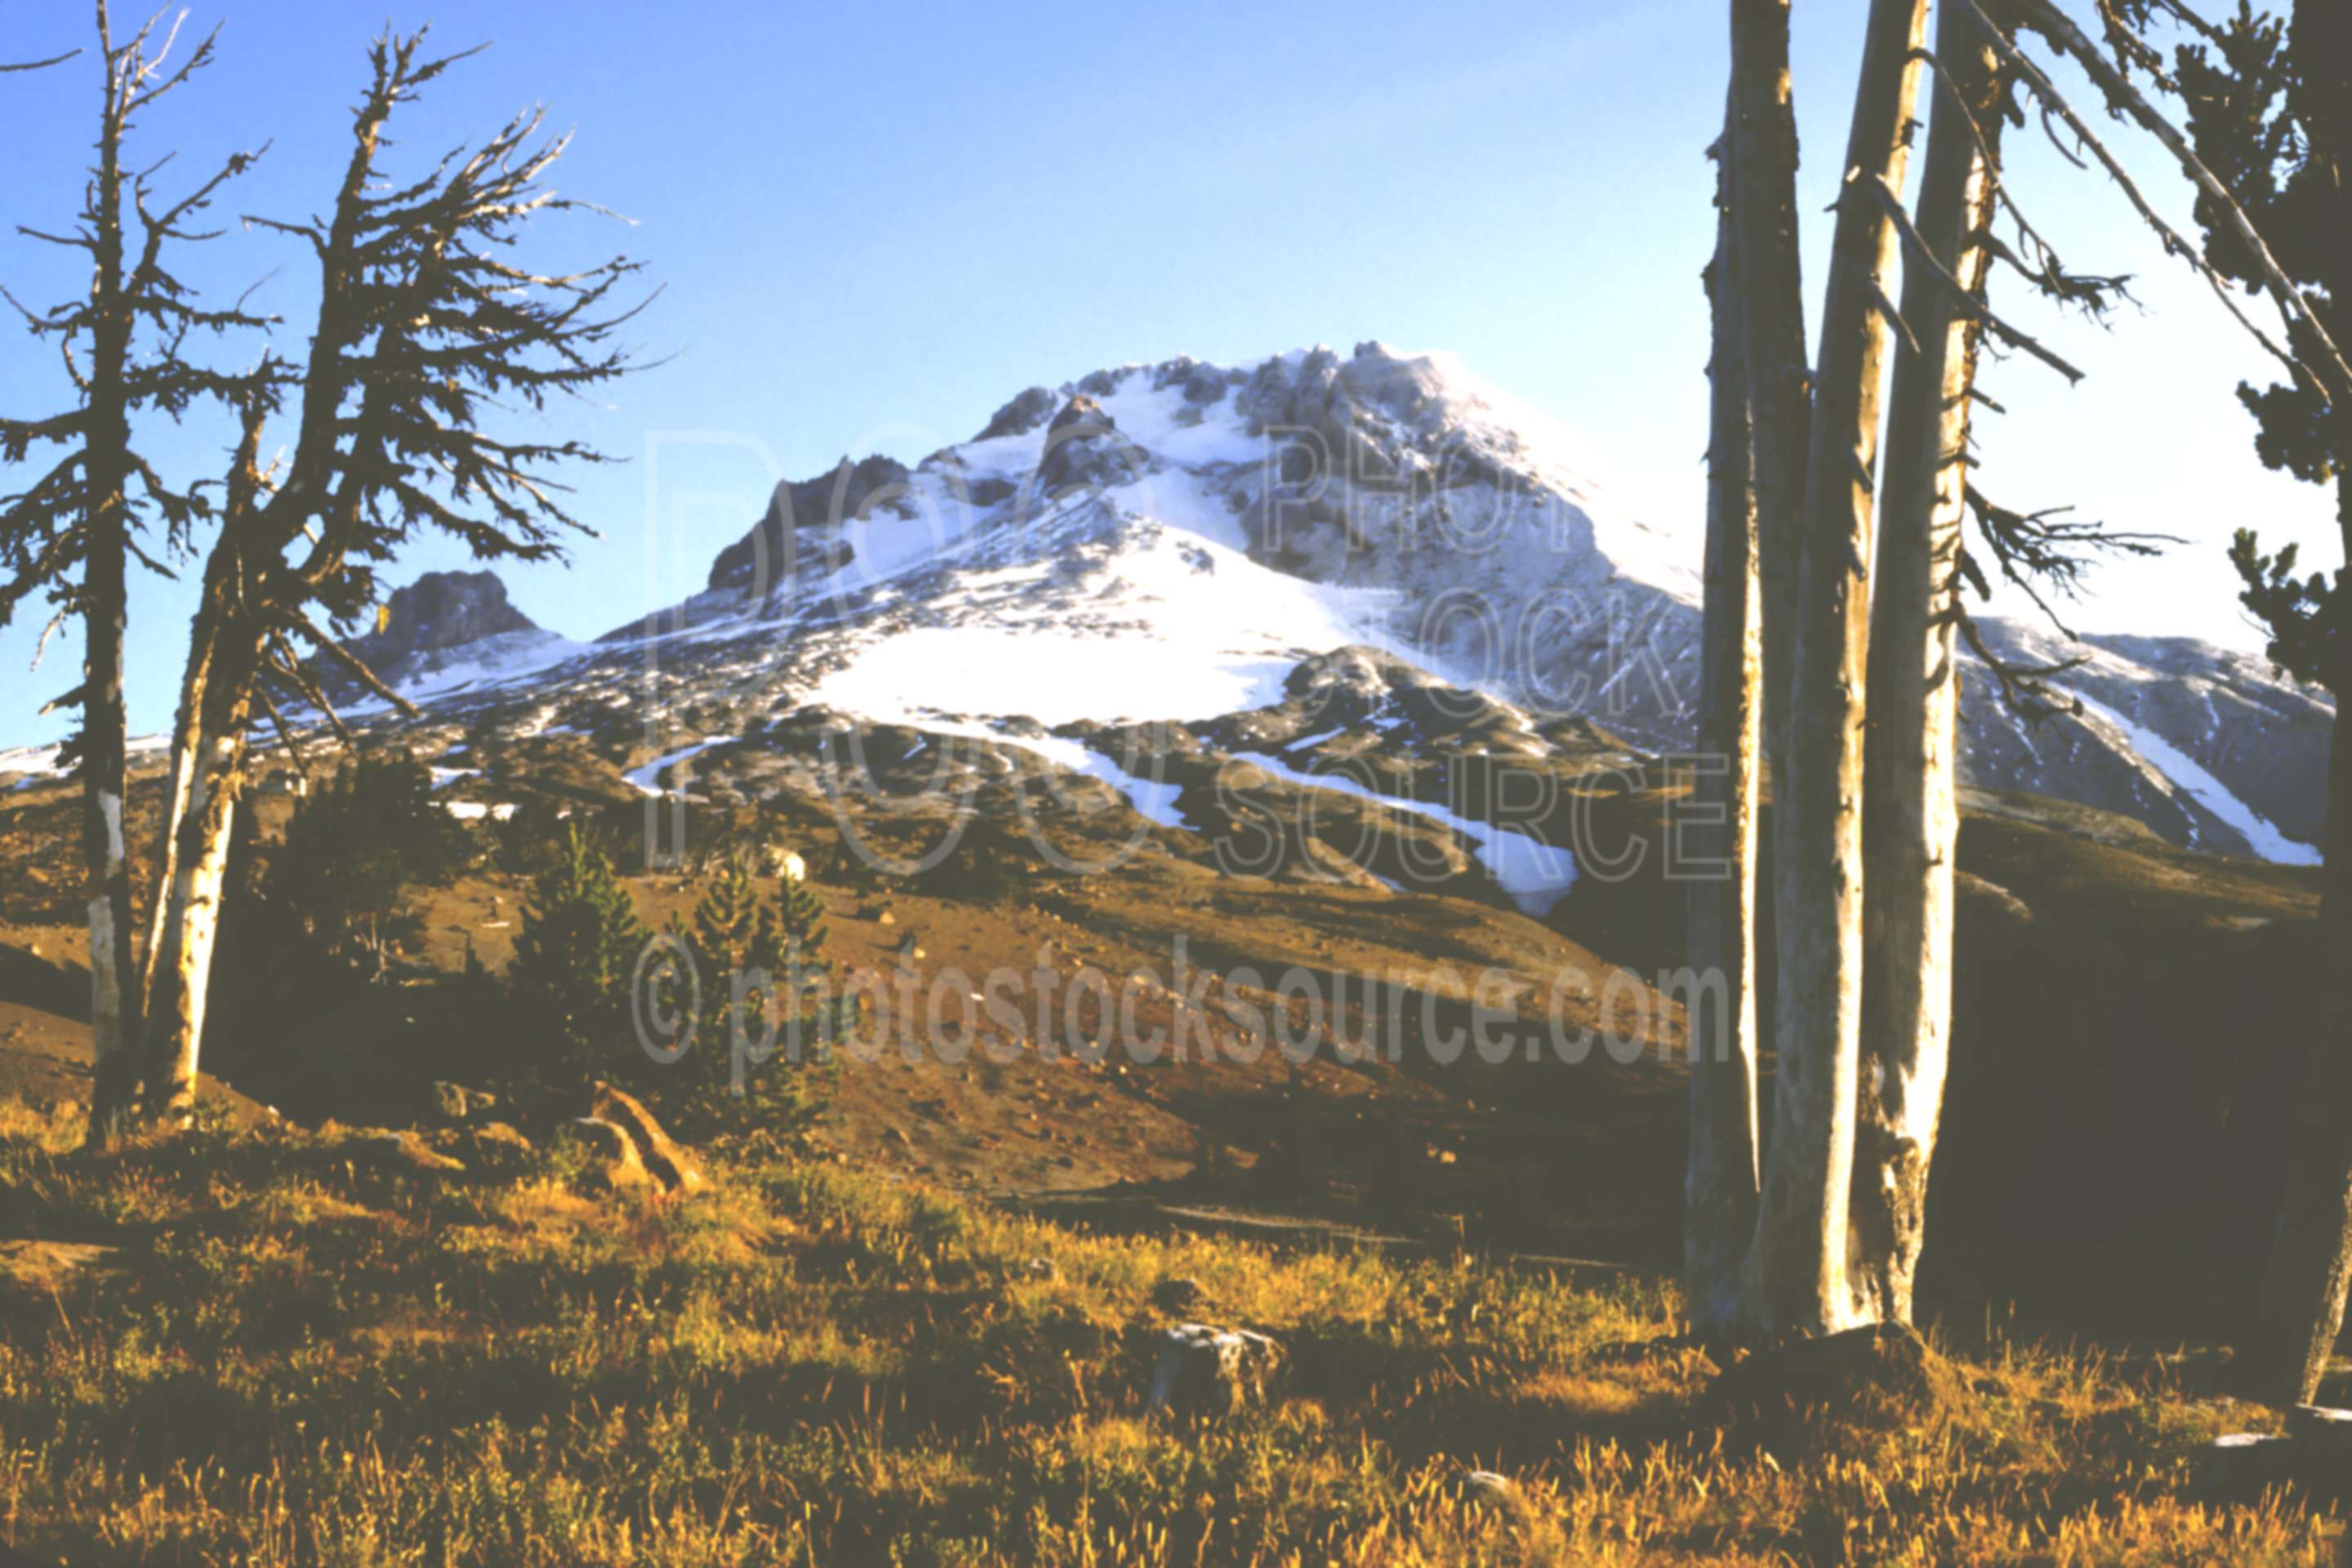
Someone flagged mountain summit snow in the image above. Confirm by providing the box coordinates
[7,343,2326,866]
[595,340,2324,862]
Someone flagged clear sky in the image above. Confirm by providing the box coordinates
[0,0,2335,751]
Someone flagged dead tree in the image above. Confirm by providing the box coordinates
[1686,104,1765,1340]
[1851,0,2013,1328]
[136,28,648,1125]
[0,4,265,1145]
[1743,0,1931,1339]
[1726,0,1812,784]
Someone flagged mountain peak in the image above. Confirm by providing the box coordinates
[322,570,577,704]
[360,572,540,662]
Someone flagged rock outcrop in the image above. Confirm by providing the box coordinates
[320,570,572,701]
[1036,394,1143,495]
[709,455,913,591]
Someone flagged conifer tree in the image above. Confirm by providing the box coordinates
[511,828,648,1073]
[675,850,783,1064]
[0,5,268,1144]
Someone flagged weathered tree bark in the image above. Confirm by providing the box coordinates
[79,479,139,1142]
[74,20,141,1146]
[1744,0,1928,1339]
[1687,104,1766,1340]
[2247,0,2352,1405]
[139,642,209,1012]
[139,625,256,1125]
[1852,0,2007,1326]
[1727,0,1811,778]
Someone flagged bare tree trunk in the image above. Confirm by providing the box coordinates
[140,647,207,1010]
[1744,0,1928,1339]
[139,635,252,1126]
[75,28,139,1147]
[1853,0,2007,1326]
[1686,102,1765,1340]
[78,488,139,1143]
[1728,0,1811,781]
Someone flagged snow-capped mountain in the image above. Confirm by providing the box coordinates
[11,341,2324,871]
[591,338,2327,864]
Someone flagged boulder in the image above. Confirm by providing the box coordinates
[466,1120,536,1166]
[555,1116,652,1192]
[1146,1323,1281,1417]
[590,1081,707,1195]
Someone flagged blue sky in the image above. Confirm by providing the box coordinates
[0,0,2335,749]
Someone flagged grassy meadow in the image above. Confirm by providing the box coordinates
[0,1098,2333,1567]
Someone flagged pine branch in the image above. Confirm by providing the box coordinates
[282,607,420,719]
[1988,0,2352,403]
[1953,599,2089,719]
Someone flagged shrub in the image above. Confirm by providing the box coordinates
[269,753,466,969]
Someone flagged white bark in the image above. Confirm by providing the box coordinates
[142,719,242,1125]
[1728,0,1811,781]
[1686,105,1765,1340]
[140,637,212,1010]
[87,789,127,1058]
[1744,0,1928,1339]
[1853,0,2005,1327]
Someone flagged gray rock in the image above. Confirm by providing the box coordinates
[1145,1323,1281,1416]
[975,385,1057,442]
[1036,395,1145,495]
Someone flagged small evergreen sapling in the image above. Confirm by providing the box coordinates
[510,827,648,1074]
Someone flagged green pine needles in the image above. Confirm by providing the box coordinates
[511,827,650,1075]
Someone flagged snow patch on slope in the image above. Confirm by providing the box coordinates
[1232,749,1578,916]
[2073,693,2321,865]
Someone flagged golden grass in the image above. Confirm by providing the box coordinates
[0,1098,2336,1566]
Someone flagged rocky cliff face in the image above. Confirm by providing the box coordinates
[359,572,538,662]
[327,571,577,702]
